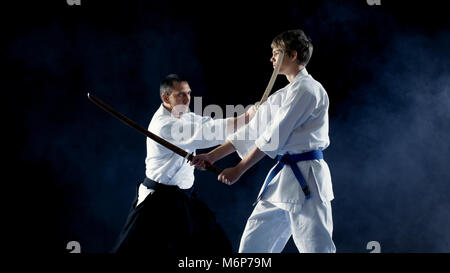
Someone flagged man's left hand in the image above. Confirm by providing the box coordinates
[218,166,244,185]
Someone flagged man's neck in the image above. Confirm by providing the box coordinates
[285,65,304,83]
[163,103,184,118]
[162,103,173,113]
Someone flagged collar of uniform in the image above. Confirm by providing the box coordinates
[158,103,172,116]
[294,68,309,81]
[157,103,192,118]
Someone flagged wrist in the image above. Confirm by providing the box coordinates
[206,151,218,164]
[235,161,248,174]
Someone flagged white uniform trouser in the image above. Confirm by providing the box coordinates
[239,198,336,253]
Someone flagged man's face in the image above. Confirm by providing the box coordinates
[270,46,287,74]
[163,81,191,114]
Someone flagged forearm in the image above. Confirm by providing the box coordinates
[207,141,236,163]
[227,105,256,134]
[236,146,266,173]
[236,112,251,128]
[226,113,246,134]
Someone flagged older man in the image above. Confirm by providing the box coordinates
[112,74,255,254]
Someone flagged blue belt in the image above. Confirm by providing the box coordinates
[253,149,323,206]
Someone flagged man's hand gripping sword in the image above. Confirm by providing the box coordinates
[87,93,223,175]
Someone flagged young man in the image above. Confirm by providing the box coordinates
[112,74,255,254]
[191,30,336,253]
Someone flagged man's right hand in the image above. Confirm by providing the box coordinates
[190,153,214,170]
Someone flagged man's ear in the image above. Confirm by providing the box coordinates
[289,50,298,62]
[161,92,170,104]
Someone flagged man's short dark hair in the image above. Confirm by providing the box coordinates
[160,74,187,97]
[272,29,313,66]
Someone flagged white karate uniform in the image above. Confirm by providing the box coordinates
[137,104,230,206]
[229,68,336,253]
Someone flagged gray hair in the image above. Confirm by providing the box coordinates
[160,74,187,97]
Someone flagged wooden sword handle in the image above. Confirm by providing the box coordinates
[256,50,285,109]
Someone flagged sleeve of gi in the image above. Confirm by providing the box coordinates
[159,114,231,151]
[227,102,272,159]
[227,124,254,159]
[254,83,318,158]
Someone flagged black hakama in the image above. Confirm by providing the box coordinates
[112,178,232,254]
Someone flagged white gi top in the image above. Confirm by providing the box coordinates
[145,104,230,189]
[229,68,334,210]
